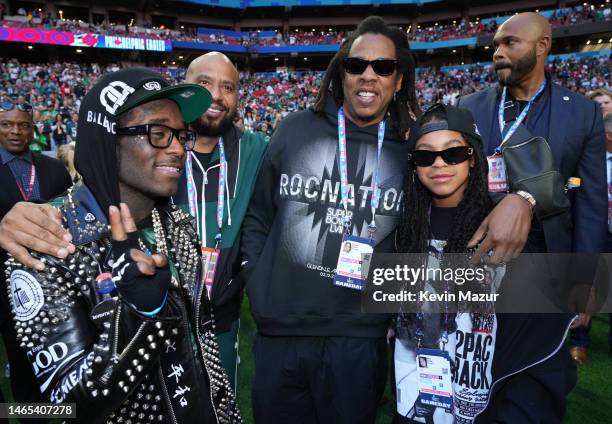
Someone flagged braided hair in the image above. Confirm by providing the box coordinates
[395,106,494,344]
[313,16,421,139]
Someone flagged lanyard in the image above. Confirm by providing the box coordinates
[337,107,385,238]
[496,79,547,153]
[184,137,226,249]
[414,239,452,350]
[16,164,36,201]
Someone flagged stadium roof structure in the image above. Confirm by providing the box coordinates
[179,0,442,7]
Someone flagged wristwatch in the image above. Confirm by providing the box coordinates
[515,190,536,209]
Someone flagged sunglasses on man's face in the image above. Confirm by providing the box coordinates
[0,100,33,112]
[342,57,399,77]
[409,146,474,167]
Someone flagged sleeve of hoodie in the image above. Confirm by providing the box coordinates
[240,116,288,283]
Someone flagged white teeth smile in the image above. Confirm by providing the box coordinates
[208,108,223,113]
[156,166,181,173]
[358,91,376,97]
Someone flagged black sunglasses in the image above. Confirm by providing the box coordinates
[0,101,33,112]
[342,57,399,76]
[409,146,474,167]
[116,124,196,151]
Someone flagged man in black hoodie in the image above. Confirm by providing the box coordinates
[242,16,535,424]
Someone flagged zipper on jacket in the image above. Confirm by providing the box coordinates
[118,321,147,362]
[112,304,122,358]
[473,317,575,421]
[158,363,178,424]
[201,162,222,248]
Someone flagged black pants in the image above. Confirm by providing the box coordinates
[252,334,387,424]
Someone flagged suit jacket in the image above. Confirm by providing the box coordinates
[459,83,604,423]
[458,82,607,254]
[0,151,72,323]
[0,151,72,220]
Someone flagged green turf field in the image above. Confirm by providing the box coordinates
[2,307,611,423]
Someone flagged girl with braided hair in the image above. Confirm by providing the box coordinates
[394,103,504,423]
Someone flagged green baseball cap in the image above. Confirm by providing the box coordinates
[111,68,212,123]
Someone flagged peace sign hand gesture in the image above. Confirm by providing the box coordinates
[109,203,170,314]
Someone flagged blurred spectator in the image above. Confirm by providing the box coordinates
[56,143,78,182]
[28,125,48,153]
[52,115,67,146]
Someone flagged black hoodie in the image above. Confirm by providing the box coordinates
[241,96,409,338]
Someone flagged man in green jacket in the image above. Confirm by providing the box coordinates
[173,52,267,393]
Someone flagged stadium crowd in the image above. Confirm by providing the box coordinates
[0,52,609,149]
[412,2,611,42]
[416,54,611,106]
[1,2,610,45]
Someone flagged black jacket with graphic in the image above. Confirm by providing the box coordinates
[5,184,240,424]
[241,97,409,338]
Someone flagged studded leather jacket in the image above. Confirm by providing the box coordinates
[4,183,242,424]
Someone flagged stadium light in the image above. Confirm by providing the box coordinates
[304,57,308,61]
[484,46,490,50]
[181,26,184,29]
[27,45,33,50]
[274,58,279,61]
[76,49,82,53]
[172,62,176,65]
[163,61,166,65]
[598,39,603,43]
[452,49,457,53]
[586,40,591,44]
[179,56,184,59]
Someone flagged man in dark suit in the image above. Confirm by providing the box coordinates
[458,14,606,256]
[457,12,606,421]
[0,100,71,408]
